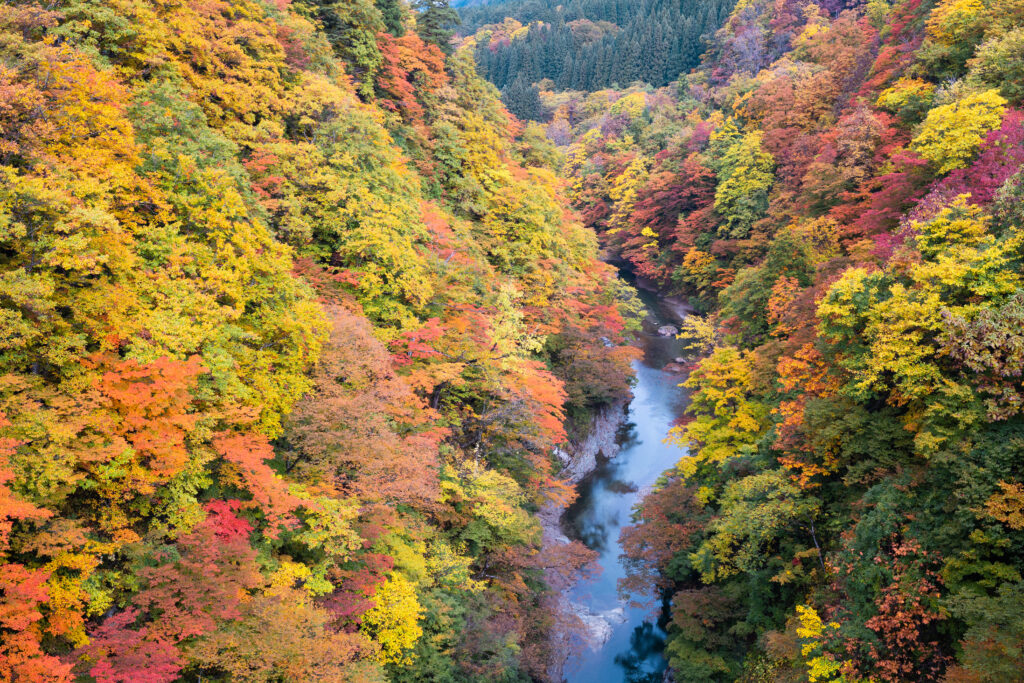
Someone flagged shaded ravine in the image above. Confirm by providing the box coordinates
[560,288,692,682]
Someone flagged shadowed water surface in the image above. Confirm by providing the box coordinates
[562,289,690,682]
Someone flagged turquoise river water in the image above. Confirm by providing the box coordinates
[562,289,691,683]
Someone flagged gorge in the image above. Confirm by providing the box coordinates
[3,0,1024,681]
[560,286,691,683]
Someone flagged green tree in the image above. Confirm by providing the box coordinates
[501,75,544,122]
[710,126,775,239]
[376,0,406,35]
[413,0,459,54]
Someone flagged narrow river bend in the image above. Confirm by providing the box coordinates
[562,289,692,683]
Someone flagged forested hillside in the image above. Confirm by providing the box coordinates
[0,0,643,680]
[544,0,1024,680]
[459,0,736,95]
[6,0,1024,680]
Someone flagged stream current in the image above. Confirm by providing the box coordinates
[561,288,691,683]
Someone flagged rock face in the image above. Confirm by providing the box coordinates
[553,399,628,485]
[662,362,687,374]
[661,295,695,322]
[570,603,627,648]
[539,397,629,681]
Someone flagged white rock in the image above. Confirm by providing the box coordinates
[601,606,627,624]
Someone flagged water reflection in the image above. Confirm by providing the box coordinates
[566,457,635,553]
[614,623,667,682]
[616,420,641,451]
[561,286,691,682]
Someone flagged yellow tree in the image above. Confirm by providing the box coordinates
[668,347,771,477]
[911,89,1006,174]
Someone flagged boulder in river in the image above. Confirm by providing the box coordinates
[657,325,678,337]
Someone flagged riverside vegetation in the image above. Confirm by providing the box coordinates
[3,0,1024,681]
[495,0,1024,680]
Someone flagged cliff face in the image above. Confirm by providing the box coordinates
[555,399,630,485]
[539,397,630,678]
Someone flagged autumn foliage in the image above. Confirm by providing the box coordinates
[0,0,638,680]
[544,0,1024,680]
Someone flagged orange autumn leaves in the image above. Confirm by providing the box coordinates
[572,0,1024,679]
[1,0,639,677]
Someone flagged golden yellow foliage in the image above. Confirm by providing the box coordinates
[361,574,425,666]
[911,90,1007,173]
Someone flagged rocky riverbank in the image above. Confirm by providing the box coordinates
[542,280,691,682]
[539,398,629,680]
[553,399,629,485]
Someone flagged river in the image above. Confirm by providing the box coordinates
[561,288,692,683]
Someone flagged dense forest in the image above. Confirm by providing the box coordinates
[5,0,1024,680]
[0,0,644,680]
[459,0,736,96]
[528,0,1024,680]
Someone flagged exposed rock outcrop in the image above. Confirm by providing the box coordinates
[553,399,629,485]
[540,397,629,681]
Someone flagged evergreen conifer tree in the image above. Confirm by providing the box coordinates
[414,0,460,53]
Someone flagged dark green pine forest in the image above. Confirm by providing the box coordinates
[460,0,737,95]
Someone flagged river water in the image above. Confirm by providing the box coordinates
[561,289,691,682]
